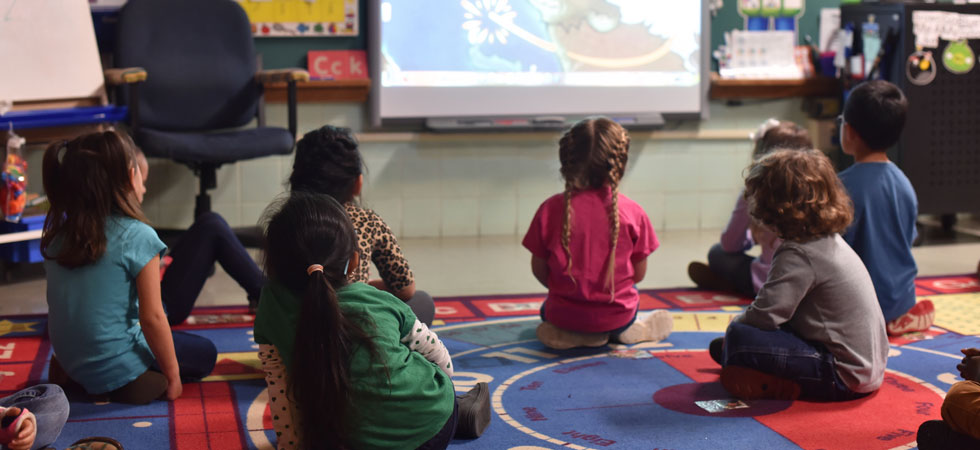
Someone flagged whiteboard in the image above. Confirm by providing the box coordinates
[0,0,105,104]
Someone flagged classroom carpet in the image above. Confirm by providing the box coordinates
[2,273,976,450]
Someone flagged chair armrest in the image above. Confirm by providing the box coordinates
[255,69,310,84]
[104,67,148,85]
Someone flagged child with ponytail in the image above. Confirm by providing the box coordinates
[253,193,489,449]
[42,130,216,405]
[523,117,673,350]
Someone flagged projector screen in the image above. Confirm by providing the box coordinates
[370,0,708,125]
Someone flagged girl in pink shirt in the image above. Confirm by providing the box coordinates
[523,118,673,350]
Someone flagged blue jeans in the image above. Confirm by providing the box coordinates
[722,322,869,401]
[0,384,69,450]
[707,243,756,298]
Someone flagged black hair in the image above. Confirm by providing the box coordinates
[261,192,378,449]
[843,80,908,150]
[289,125,364,203]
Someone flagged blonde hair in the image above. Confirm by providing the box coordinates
[744,149,853,242]
[558,117,630,300]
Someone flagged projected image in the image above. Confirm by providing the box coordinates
[380,0,701,88]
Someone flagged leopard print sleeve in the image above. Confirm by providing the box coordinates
[365,209,414,292]
[345,203,373,284]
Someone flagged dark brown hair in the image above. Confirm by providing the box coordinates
[753,121,813,158]
[843,80,908,150]
[744,149,853,242]
[41,130,147,268]
[262,193,381,449]
[558,117,630,297]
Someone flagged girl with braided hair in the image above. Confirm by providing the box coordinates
[522,117,673,350]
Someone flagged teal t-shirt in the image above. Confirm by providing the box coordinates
[254,282,454,450]
[45,216,167,394]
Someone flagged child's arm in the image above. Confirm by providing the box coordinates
[368,278,416,303]
[531,256,549,288]
[632,257,648,284]
[720,194,754,252]
[401,320,453,377]
[960,348,980,382]
[136,255,182,400]
[258,344,299,449]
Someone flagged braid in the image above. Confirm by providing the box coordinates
[604,129,629,301]
[562,189,575,284]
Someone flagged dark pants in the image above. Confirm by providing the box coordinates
[707,243,756,298]
[110,331,217,404]
[415,400,459,450]
[407,290,436,328]
[162,212,265,325]
[0,384,69,450]
[723,322,869,401]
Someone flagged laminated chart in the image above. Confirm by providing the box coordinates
[235,0,358,36]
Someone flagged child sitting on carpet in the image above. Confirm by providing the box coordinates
[287,125,435,326]
[916,347,980,449]
[716,149,889,401]
[687,119,812,298]
[523,117,672,350]
[132,150,265,324]
[838,80,932,336]
[253,193,490,450]
[42,130,216,405]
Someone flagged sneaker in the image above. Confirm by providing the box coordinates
[688,262,739,293]
[536,322,609,350]
[617,310,673,345]
[455,382,491,439]
[68,437,124,450]
[886,300,936,336]
[720,365,800,400]
[709,337,725,365]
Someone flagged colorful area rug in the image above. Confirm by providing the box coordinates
[2,274,977,449]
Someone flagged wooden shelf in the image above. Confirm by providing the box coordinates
[710,74,841,99]
[263,79,371,103]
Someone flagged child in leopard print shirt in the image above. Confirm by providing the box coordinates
[287,125,435,326]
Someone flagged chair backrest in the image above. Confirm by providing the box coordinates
[116,0,261,132]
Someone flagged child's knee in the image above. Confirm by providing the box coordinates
[941,380,980,440]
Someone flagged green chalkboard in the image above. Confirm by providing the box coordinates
[254,0,845,70]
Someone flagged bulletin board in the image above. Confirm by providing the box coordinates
[235,0,358,37]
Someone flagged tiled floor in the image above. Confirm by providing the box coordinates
[3,227,979,316]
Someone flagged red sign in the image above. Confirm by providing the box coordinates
[307,50,368,80]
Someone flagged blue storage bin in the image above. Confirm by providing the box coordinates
[0,215,45,263]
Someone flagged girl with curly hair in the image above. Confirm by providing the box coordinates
[715,149,889,402]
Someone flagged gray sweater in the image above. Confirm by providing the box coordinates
[735,234,889,393]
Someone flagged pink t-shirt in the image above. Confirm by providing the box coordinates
[523,187,659,333]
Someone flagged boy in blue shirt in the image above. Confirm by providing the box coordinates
[838,80,933,336]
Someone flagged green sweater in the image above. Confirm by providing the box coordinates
[253,282,454,449]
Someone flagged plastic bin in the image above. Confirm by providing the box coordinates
[0,215,45,263]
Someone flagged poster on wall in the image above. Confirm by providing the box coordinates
[235,0,358,37]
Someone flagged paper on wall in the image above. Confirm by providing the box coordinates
[819,8,841,52]
[913,10,980,48]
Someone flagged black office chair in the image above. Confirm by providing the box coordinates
[114,0,308,219]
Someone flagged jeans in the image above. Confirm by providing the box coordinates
[707,243,756,298]
[162,212,265,325]
[151,331,218,381]
[722,322,868,401]
[0,384,69,450]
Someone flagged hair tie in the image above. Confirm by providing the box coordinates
[306,264,324,275]
[750,118,781,142]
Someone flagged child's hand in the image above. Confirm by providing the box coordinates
[165,377,183,401]
[958,349,980,382]
[5,408,35,450]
